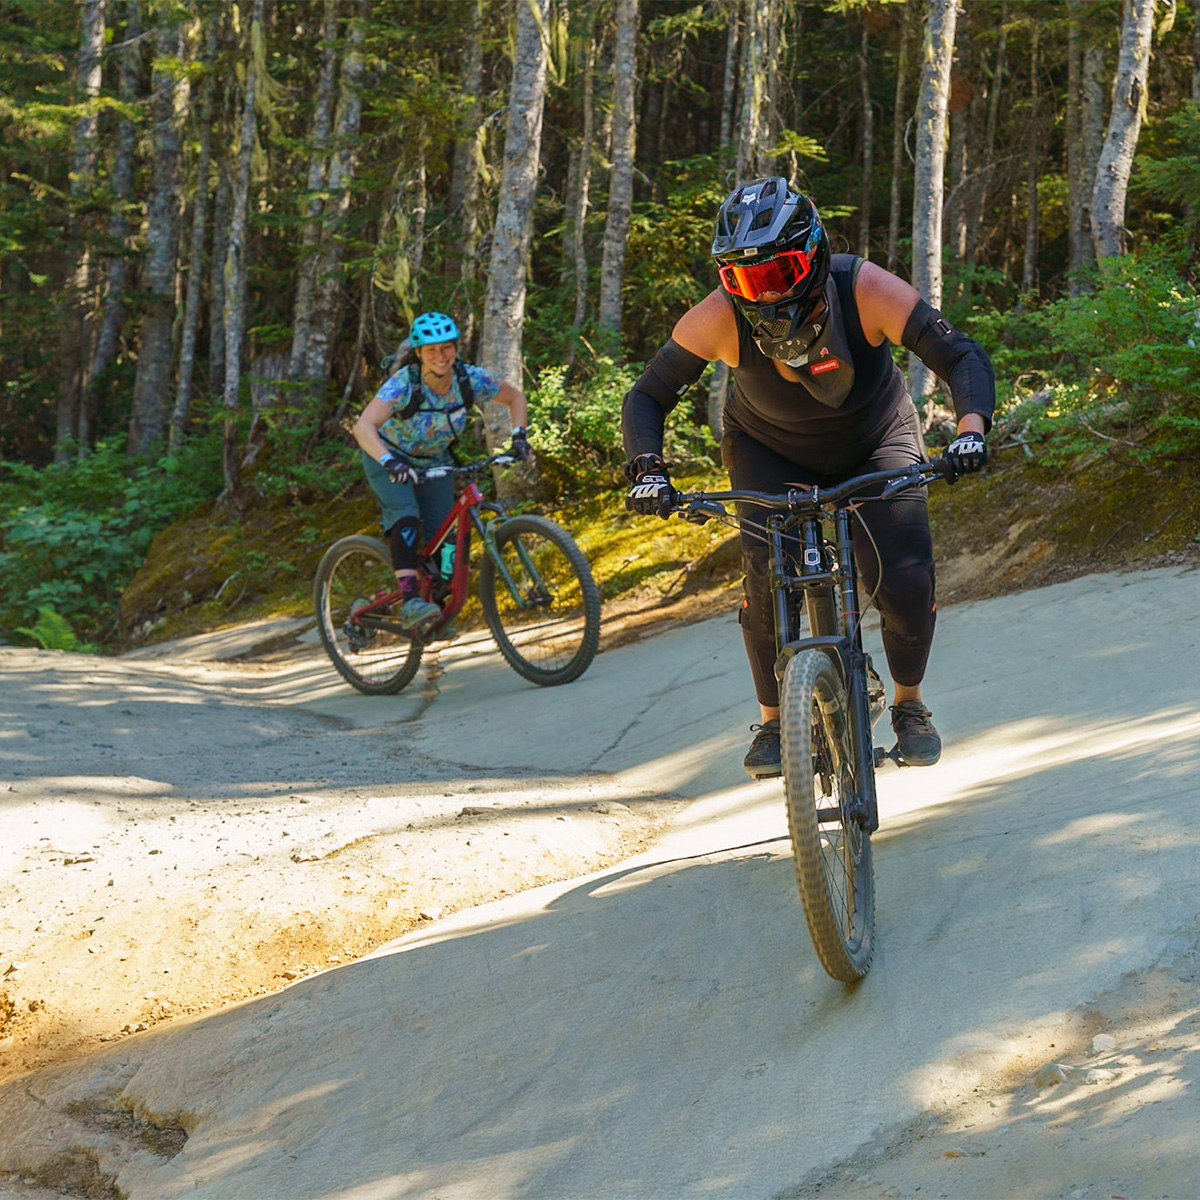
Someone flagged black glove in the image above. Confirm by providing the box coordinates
[943,431,988,482]
[509,426,532,462]
[380,451,418,485]
[625,453,678,518]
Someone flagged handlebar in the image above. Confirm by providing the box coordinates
[671,457,952,519]
[415,453,517,482]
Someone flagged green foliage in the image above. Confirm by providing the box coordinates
[13,605,95,653]
[0,435,224,644]
[1135,101,1200,235]
[527,357,636,477]
[974,249,1200,465]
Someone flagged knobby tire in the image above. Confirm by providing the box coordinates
[313,535,424,695]
[479,515,601,686]
[780,648,875,982]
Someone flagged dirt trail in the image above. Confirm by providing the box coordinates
[0,640,678,1087]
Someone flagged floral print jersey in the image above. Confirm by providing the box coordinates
[377,363,501,465]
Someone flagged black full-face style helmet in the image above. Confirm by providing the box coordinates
[712,177,831,361]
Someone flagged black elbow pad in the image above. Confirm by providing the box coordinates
[901,300,995,432]
[621,338,710,460]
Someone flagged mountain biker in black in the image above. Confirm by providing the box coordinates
[353,311,531,635]
[622,178,994,779]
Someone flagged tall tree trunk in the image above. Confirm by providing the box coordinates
[129,14,190,456]
[570,25,598,338]
[1067,0,1087,295]
[858,21,874,257]
[221,0,265,502]
[287,0,340,382]
[479,0,551,416]
[169,20,218,453]
[295,0,369,390]
[946,6,970,265]
[719,0,739,150]
[81,0,141,452]
[597,0,638,337]
[734,0,767,180]
[887,1,914,273]
[55,0,105,461]
[907,0,958,412]
[449,0,484,347]
[1022,23,1040,296]
[1092,0,1155,260]
[208,158,232,392]
[965,0,1008,281]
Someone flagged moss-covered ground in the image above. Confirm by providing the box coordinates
[118,447,1200,653]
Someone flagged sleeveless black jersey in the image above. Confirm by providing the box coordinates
[723,254,911,475]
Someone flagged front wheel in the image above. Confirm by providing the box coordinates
[479,515,601,686]
[313,535,424,694]
[780,649,875,982]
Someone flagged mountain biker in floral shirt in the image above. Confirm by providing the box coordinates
[352,311,530,634]
[622,178,994,778]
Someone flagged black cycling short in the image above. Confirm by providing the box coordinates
[722,399,936,707]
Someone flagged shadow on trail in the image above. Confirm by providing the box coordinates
[13,687,1199,1199]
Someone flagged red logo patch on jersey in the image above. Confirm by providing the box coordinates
[810,359,840,375]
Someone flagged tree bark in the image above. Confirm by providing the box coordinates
[1022,22,1039,297]
[169,20,219,454]
[1066,0,1086,295]
[597,0,638,337]
[887,2,914,274]
[55,0,105,461]
[287,0,341,382]
[734,0,767,180]
[719,0,739,151]
[907,0,958,411]
[129,13,190,456]
[479,0,551,415]
[81,0,141,452]
[570,22,598,336]
[449,0,484,348]
[965,0,1008,281]
[1091,0,1155,260]
[221,0,265,502]
[858,21,874,258]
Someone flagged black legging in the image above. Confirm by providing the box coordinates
[722,404,936,708]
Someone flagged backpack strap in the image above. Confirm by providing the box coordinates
[453,361,475,410]
[394,361,475,422]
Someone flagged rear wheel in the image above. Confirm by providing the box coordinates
[780,648,875,982]
[313,535,424,694]
[479,515,601,686]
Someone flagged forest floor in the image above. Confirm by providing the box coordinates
[2,447,1199,1197]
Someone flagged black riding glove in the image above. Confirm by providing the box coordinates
[625,453,678,518]
[509,426,532,462]
[943,431,988,482]
[380,451,418,485]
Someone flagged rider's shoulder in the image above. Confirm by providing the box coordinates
[673,288,737,365]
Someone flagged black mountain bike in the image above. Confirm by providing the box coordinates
[670,457,952,982]
[314,454,602,694]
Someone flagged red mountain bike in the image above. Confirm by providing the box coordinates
[314,453,601,694]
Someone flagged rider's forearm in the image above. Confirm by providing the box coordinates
[621,337,709,460]
[495,383,528,427]
[901,300,996,432]
[353,417,391,462]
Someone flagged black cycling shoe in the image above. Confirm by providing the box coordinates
[890,701,942,766]
[743,719,782,780]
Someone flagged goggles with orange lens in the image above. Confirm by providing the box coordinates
[718,247,815,303]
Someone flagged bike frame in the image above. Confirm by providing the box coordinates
[675,459,946,836]
[351,454,546,637]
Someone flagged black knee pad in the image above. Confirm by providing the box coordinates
[387,517,420,572]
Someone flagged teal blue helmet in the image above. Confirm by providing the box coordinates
[410,311,459,346]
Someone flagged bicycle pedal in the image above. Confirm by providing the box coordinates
[874,744,904,768]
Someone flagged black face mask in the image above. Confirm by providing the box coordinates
[746,291,830,366]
